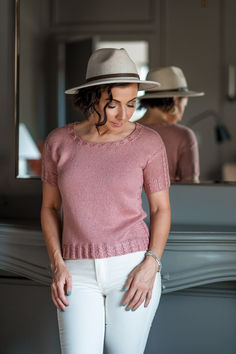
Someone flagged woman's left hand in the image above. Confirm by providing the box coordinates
[121,255,160,311]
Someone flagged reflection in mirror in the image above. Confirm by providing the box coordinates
[16,0,94,177]
[137,66,204,184]
[18,123,42,176]
[187,110,232,180]
[16,0,51,177]
[15,0,236,184]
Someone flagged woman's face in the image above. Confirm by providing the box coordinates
[95,83,138,130]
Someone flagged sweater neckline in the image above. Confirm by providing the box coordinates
[68,121,142,147]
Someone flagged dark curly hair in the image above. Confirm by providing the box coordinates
[72,83,133,127]
[138,97,184,113]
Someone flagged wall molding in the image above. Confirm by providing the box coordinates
[0,222,51,285]
[51,0,157,29]
[174,284,236,299]
[0,222,236,294]
[161,228,236,293]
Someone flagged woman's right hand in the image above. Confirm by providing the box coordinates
[51,261,72,311]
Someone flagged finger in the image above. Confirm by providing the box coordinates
[51,283,65,310]
[65,273,72,296]
[144,289,152,308]
[126,289,143,310]
[56,281,69,306]
[52,283,68,311]
[51,285,60,309]
[122,274,134,292]
[57,297,68,311]
[121,286,136,307]
[132,294,147,310]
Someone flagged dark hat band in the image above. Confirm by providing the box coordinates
[147,87,188,93]
[86,73,140,83]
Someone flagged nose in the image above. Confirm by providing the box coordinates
[116,106,127,121]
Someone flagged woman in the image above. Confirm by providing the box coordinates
[41,48,171,354]
[138,66,204,183]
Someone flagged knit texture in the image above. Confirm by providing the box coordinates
[147,122,200,182]
[41,122,170,259]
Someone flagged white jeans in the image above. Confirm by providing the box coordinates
[57,251,162,354]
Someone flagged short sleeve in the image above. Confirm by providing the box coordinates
[178,129,200,180]
[41,141,58,186]
[143,145,170,195]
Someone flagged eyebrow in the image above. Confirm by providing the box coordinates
[105,97,137,103]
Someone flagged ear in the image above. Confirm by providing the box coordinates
[168,96,179,116]
[173,96,179,105]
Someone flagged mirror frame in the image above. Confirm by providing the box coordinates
[14,0,19,179]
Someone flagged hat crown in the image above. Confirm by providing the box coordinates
[86,48,139,80]
[146,66,187,91]
[64,47,161,94]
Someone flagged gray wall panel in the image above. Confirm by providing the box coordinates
[52,0,153,25]
[0,279,235,354]
[145,283,236,354]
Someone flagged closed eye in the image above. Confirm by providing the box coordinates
[107,100,136,109]
[127,101,137,108]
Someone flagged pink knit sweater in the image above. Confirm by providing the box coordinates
[41,122,170,259]
[147,122,200,182]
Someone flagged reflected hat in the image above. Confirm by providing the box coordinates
[140,66,204,99]
[65,48,160,94]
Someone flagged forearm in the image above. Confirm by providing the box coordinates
[40,206,64,270]
[148,207,171,260]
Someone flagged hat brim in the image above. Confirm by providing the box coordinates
[140,90,205,99]
[65,78,160,94]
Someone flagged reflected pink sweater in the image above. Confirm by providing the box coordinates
[148,122,200,182]
[41,122,170,259]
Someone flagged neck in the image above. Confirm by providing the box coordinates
[83,116,112,136]
[79,114,135,139]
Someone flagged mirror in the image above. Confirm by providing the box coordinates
[15,0,236,184]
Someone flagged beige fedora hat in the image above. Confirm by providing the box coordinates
[140,66,204,99]
[65,48,160,94]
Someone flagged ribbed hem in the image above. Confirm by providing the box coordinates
[62,237,149,259]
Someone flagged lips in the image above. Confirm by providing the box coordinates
[111,122,122,127]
